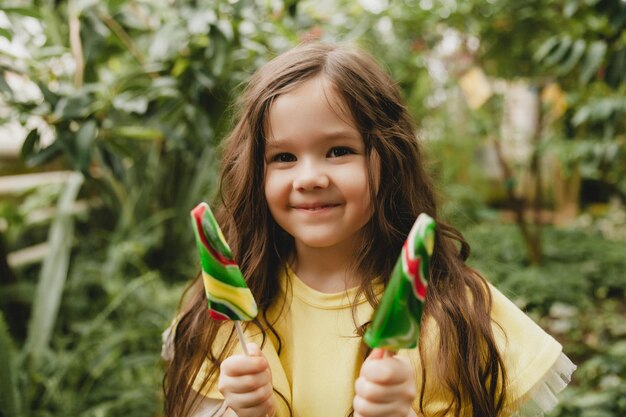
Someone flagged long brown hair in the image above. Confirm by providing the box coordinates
[164,42,507,417]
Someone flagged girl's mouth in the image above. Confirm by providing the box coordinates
[294,204,339,211]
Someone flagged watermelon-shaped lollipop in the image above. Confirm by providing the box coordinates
[364,213,435,350]
[190,202,258,322]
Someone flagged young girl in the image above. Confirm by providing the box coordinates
[163,42,575,417]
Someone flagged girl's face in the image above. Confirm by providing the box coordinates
[264,76,376,253]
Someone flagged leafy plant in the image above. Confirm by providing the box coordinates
[2,1,625,416]
[465,222,626,417]
[0,311,23,417]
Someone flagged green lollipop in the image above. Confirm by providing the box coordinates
[191,202,258,355]
[364,213,436,350]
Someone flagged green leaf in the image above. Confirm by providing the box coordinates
[211,37,227,78]
[0,282,35,305]
[2,7,41,18]
[21,129,40,161]
[580,40,607,84]
[24,173,84,362]
[571,106,590,127]
[557,39,586,75]
[73,0,100,14]
[533,36,560,63]
[216,20,234,42]
[590,98,618,121]
[76,120,98,172]
[171,58,190,77]
[544,37,573,67]
[563,0,580,17]
[112,92,149,114]
[24,141,63,168]
[0,27,12,41]
[112,126,164,141]
[0,311,23,417]
[605,48,626,87]
[0,70,13,97]
[35,81,60,107]
[54,93,92,120]
[193,65,216,89]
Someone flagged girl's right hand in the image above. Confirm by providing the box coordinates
[218,343,276,417]
[353,348,416,417]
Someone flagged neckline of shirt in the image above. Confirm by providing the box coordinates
[283,264,383,310]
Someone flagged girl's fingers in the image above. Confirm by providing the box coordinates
[226,382,274,409]
[355,353,416,416]
[360,355,412,385]
[367,348,386,360]
[235,393,276,417]
[353,394,410,417]
[354,376,415,404]
[218,343,275,415]
[220,367,272,394]
[246,342,263,356]
[220,353,269,377]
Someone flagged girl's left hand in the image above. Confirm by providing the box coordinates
[353,348,416,417]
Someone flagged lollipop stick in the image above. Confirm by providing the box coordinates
[235,321,249,356]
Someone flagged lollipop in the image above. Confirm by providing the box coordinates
[364,213,435,350]
[190,202,258,323]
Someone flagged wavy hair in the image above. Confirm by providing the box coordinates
[164,42,507,417]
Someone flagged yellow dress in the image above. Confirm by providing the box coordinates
[175,266,575,416]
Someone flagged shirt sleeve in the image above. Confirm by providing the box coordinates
[400,283,575,416]
[489,284,576,414]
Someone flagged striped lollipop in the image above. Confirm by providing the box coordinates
[190,202,258,322]
[364,213,435,350]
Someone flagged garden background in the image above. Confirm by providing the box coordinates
[1,0,625,416]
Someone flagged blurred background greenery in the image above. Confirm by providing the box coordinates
[0,0,624,416]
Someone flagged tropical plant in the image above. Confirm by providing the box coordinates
[1,1,624,416]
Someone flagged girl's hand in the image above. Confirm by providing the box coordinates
[353,348,416,417]
[218,343,275,417]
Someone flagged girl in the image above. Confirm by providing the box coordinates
[163,42,575,417]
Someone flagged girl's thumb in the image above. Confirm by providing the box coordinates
[246,342,262,356]
[367,348,386,360]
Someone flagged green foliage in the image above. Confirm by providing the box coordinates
[1,2,303,415]
[550,310,626,416]
[465,221,626,417]
[467,223,625,310]
[532,0,626,198]
[19,264,182,416]
[534,0,626,87]
[25,173,83,361]
[0,311,23,417]
[2,0,625,416]
[1,0,300,280]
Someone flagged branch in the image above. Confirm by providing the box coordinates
[493,137,542,265]
[69,11,83,88]
[97,10,158,79]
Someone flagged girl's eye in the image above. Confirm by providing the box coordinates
[271,153,296,163]
[328,147,354,158]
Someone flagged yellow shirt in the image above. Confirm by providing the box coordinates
[193,266,564,416]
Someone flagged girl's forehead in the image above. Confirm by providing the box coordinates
[264,76,357,137]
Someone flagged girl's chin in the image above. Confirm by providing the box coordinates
[295,239,337,249]
[292,233,361,252]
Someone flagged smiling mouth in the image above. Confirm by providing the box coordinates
[294,204,339,211]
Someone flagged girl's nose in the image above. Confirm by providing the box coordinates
[293,161,330,191]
